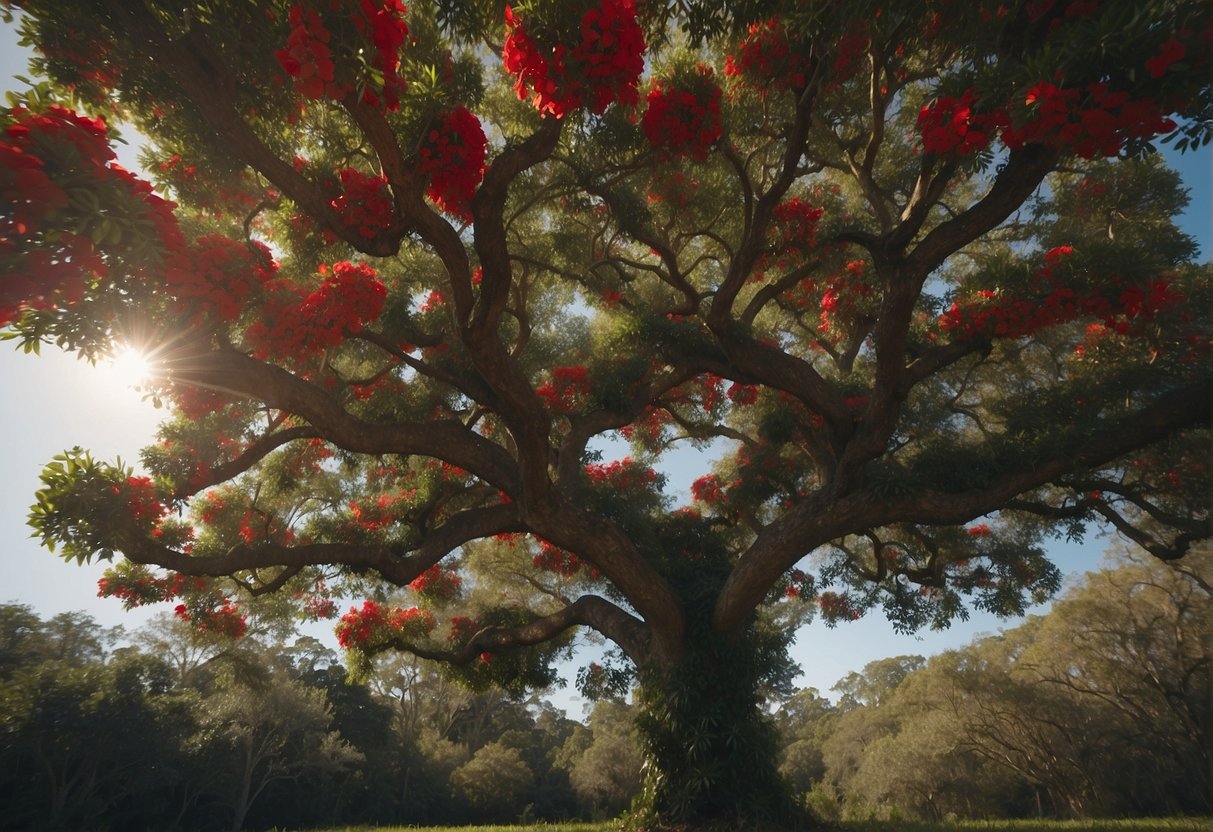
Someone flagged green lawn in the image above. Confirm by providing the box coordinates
[302,820,1210,832]
[842,820,1210,832]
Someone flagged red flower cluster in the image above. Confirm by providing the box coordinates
[176,597,248,639]
[532,538,586,577]
[98,565,207,610]
[276,3,353,101]
[690,473,725,505]
[726,382,760,405]
[584,457,658,490]
[244,261,387,362]
[348,491,413,531]
[336,600,435,648]
[818,260,875,337]
[349,0,410,110]
[641,67,723,161]
[1146,37,1185,79]
[536,365,591,412]
[1,106,182,324]
[418,106,487,222]
[619,405,669,446]
[920,81,1179,159]
[502,0,645,118]
[938,249,1186,341]
[277,1,410,108]
[303,595,338,620]
[331,167,396,238]
[967,523,992,537]
[771,198,825,254]
[118,476,168,529]
[409,564,463,601]
[723,18,809,92]
[784,569,814,599]
[817,591,863,623]
[918,88,1008,155]
[166,235,277,322]
[1002,82,1178,158]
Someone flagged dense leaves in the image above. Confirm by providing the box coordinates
[2,1,1210,827]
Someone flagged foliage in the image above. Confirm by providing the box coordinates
[784,549,1212,822]
[2,0,1211,827]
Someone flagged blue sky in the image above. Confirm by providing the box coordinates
[0,15,1208,714]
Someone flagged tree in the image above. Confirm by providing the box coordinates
[804,551,1211,821]
[1022,547,1212,813]
[449,740,535,822]
[562,697,645,817]
[0,607,198,831]
[193,668,362,832]
[3,1,1210,827]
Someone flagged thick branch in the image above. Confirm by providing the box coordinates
[173,347,521,491]
[123,503,522,588]
[714,379,1211,632]
[389,594,652,667]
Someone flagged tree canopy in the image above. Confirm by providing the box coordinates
[2,0,1209,827]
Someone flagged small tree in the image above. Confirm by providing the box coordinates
[3,1,1209,827]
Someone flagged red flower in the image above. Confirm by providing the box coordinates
[409,564,463,600]
[502,0,645,118]
[690,474,725,505]
[1145,37,1185,79]
[918,89,1006,155]
[331,167,395,238]
[418,107,487,221]
[536,365,591,412]
[642,66,723,161]
[724,18,809,91]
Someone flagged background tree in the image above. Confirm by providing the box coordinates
[2,0,1210,827]
[561,697,646,818]
[809,549,1212,821]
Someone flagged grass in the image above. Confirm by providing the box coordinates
[299,824,613,832]
[299,820,1210,832]
[841,820,1210,832]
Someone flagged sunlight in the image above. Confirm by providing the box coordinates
[97,343,154,394]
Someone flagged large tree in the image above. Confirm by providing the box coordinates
[3,0,1209,827]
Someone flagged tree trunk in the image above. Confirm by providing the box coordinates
[628,629,817,831]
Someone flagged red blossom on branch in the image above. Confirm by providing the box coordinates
[409,564,463,601]
[276,3,352,101]
[166,235,277,322]
[1146,36,1185,79]
[502,0,645,118]
[244,261,387,362]
[330,167,395,238]
[723,18,809,92]
[584,457,658,490]
[536,365,591,412]
[336,599,435,649]
[642,67,723,161]
[418,106,487,222]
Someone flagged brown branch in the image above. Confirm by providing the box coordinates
[173,347,521,492]
[714,379,1211,632]
[173,425,319,499]
[104,2,406,256]
[123,502,522,589]
[386,594,652,667]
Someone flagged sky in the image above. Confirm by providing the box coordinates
[0,14,1209,717]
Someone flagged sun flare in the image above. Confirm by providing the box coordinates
[101,344,154,391]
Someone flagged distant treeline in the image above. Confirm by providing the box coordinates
[0,549,1207,831]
